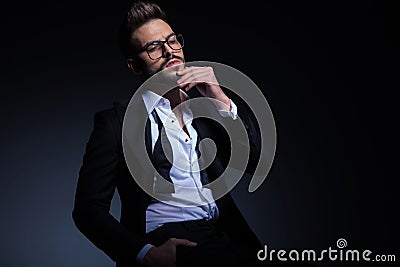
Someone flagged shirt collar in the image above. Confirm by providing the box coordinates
[141,89,190,115]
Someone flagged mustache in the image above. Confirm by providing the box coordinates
[159,55,185,70]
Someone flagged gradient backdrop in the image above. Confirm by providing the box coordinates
[1,1,397,266]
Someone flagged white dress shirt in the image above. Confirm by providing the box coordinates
[137,89,237,262]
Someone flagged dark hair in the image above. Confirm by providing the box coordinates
[118,1,168,58]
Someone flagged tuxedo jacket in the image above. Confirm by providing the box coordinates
[72,89,262,267]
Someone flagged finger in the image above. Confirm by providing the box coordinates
[177,73,195,85]
[171,238,197,247]
[178,70,217,86]
[177,66,213,76]
[177,77,198,88]
[177,75,204,87]
[176,66,201,75]
[194,72,219,86]
[185,83,198,91]
[177,81,195,90]
[177,68,209,84]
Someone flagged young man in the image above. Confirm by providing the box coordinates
[73,1,265,267]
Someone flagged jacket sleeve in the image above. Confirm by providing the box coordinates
[72,110,146,265]
[224,90,262,175]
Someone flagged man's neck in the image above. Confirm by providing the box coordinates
[163,88,184,110]
[163,88,190,137]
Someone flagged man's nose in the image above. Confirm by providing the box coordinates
[161,43,173,58]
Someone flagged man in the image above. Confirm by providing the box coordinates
[73,1,264,267]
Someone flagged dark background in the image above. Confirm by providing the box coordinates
[1,1,397,266]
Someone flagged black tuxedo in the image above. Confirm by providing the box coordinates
[72,90,262,266]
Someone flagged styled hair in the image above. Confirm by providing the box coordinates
[118,1,168,58]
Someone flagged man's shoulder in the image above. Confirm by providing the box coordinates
[113,98,130,109]
[95,98,129,119]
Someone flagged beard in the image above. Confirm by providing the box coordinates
[141,55,185,80]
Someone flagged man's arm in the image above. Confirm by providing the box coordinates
[72,110,146,265]
[176,66,261,174]
[228,90,261,175]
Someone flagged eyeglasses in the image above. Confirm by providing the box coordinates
[138,33,184,60]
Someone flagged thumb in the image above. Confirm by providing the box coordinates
[171,238,197,247]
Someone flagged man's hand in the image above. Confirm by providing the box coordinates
[142,238,197,267]
[176,66,231,111]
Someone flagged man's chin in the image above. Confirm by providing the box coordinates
[163,62,184,72]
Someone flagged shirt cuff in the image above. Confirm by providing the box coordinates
[136,244,155,264]
[218,99,238,120]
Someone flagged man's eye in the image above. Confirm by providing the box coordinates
[168,39,177,44]
[147,44,160,52]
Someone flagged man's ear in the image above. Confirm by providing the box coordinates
[127,58,142,74]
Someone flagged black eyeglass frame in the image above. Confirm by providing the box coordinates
[137,33,184,60]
